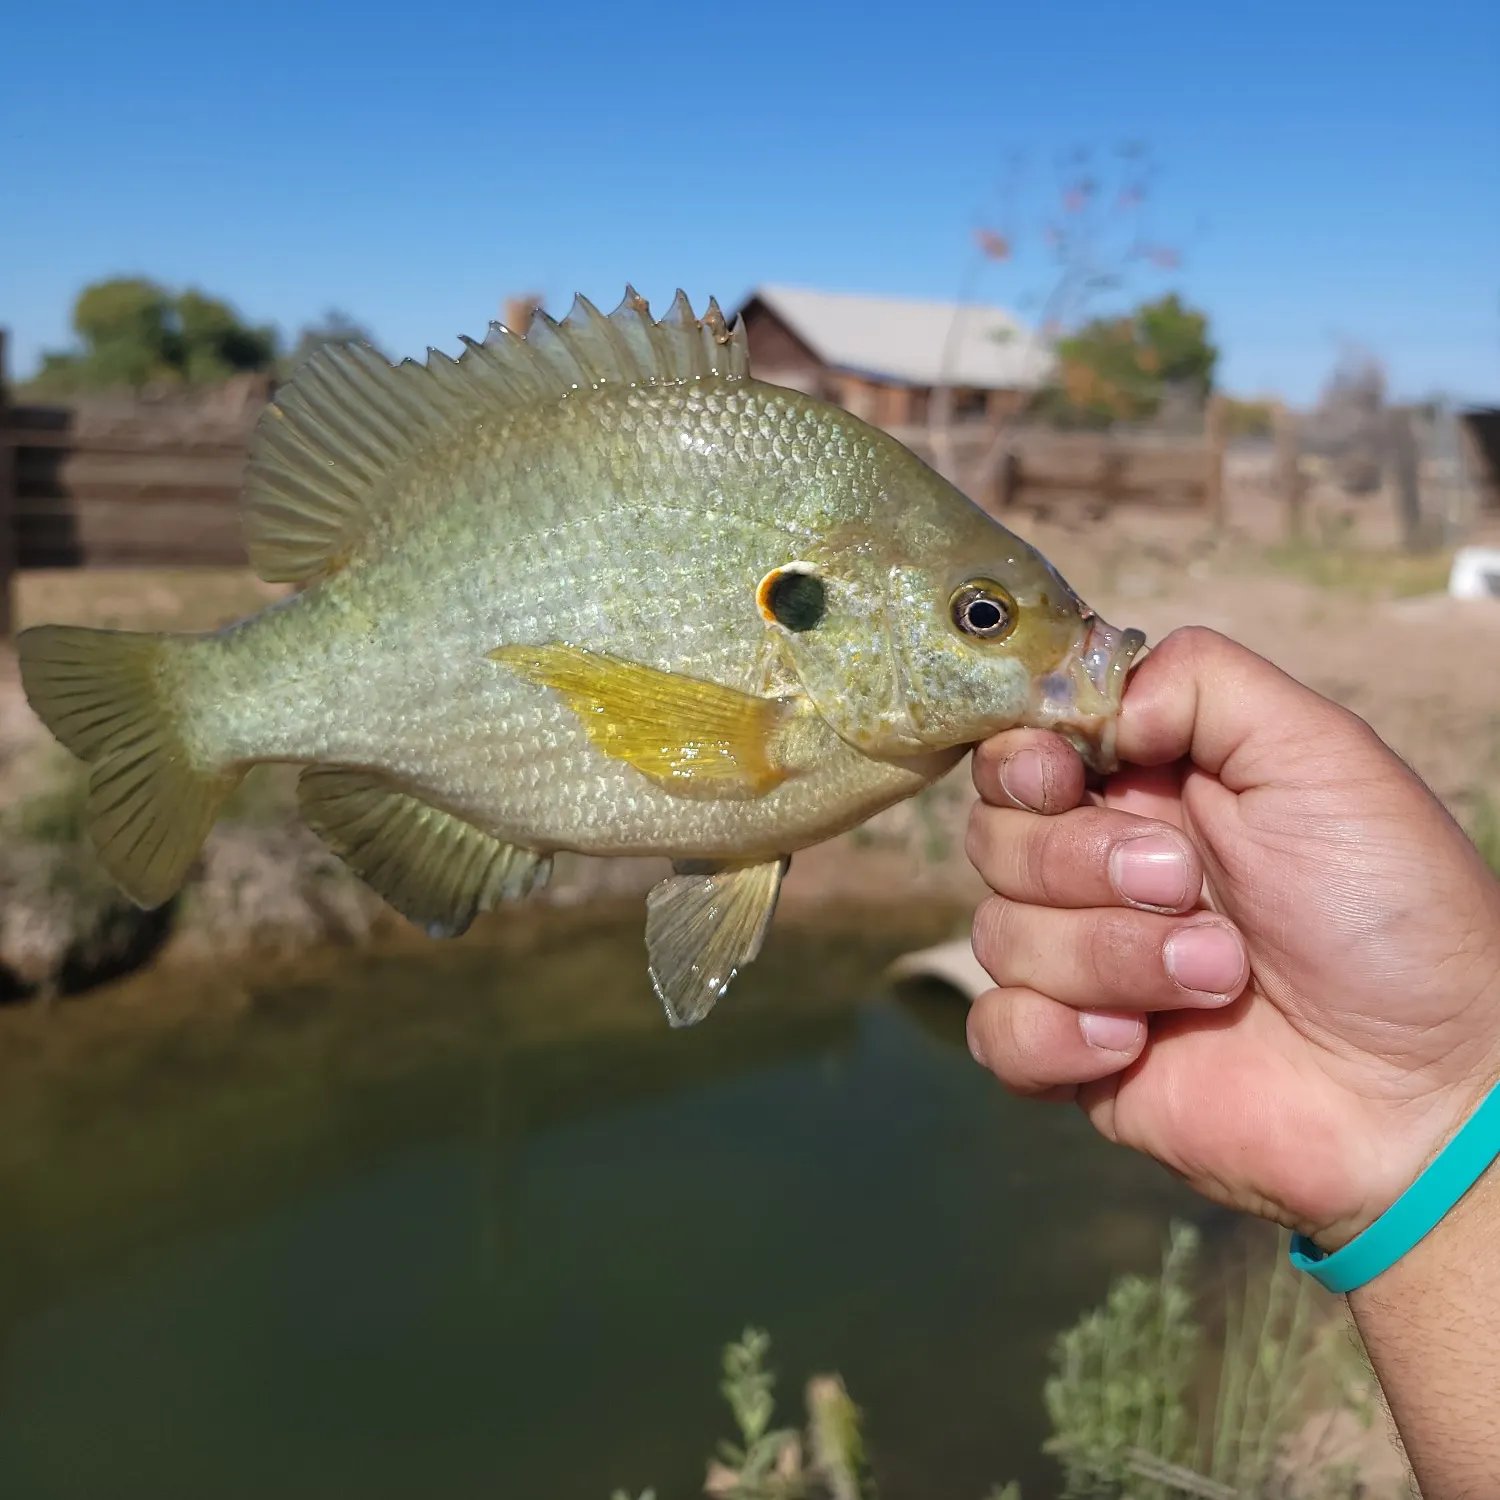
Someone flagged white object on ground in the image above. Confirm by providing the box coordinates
[886,939,993,1001]
[1449,547,1500,599]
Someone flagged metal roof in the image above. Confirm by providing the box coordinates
[742,284,1055,391]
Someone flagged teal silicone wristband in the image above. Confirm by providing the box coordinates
[1290,1077,1500,1294]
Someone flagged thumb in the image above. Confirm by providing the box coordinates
[1115,627,1387,792]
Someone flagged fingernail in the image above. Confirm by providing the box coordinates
[1079,1011,1144,1053]
[999,749,1047,810]
[1110,834,1190,910]
[1163,923,1246,1000]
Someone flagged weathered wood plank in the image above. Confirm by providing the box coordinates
[888,421,1216,504]
[16,500,248,568]
[2,368,258,569]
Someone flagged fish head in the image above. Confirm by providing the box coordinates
[764,499,1145,774]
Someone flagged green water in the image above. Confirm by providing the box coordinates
[0,908,1216,1499]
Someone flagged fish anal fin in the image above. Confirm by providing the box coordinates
[242,290,750,585]
[297,767,550,937]
[490,643,793,800]
[645,857,789,1027]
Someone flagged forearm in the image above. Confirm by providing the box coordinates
[1350,1159,1500,1496]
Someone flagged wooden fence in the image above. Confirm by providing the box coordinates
[0,330,274,633]
[893,405,1227,520]
[0,328,1230,637]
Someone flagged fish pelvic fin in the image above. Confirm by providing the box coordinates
[241,287,750,586]
[645,857,790,1027]
[297,767,551,938]
[489,643,794,800]
[16,625,242,909]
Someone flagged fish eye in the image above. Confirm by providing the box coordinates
[950,581,1016,641]
[758,565,827,632]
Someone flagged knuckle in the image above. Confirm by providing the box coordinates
[1087,909,1154,993]
[964,801,992,869]
[966,991,1009,1064]
[1164,624,1223,665]
[970,895,1011,973]
[1006,997,1051,1072]
[1033,816,1079,906]
[970,992,1045,1093]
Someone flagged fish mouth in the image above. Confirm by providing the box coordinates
[1030,612,1148,774]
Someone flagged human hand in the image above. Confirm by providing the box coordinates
[964,626,1500,1250]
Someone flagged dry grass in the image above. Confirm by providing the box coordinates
[1259,541,1454,601]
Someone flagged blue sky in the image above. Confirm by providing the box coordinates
[3,0,1496,403]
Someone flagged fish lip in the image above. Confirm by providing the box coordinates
[1030,613,1148,774]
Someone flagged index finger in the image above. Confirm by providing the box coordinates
[972,729,1088,815]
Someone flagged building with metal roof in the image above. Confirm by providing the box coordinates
[733,284,1055,428]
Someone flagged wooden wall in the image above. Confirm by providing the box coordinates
[736,297,826,394]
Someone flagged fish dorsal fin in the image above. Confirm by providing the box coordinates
[297,765,551,937]
[242,287,750,584]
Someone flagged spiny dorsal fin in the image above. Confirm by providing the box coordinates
[242,287,750,584]
[297,766,551,937]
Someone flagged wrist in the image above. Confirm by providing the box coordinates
[1347,1147,1500,1303]
[1344,1150,1500,1495]
[1294,1072,1500,1302]
[1308,1070,1500,1254]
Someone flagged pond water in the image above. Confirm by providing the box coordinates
[0,907,1219,1499]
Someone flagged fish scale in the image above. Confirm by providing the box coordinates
[17,288,1145,1026]
[184,378,913,857]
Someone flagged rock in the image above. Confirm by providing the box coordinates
[0,817,390,1000]
[0,839,175,1000]
[165,824,389,963]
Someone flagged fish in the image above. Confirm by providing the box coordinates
[17,287,1146,1026]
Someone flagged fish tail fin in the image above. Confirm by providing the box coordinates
[17,625,244,908]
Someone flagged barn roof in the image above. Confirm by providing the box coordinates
[740,284,1055,391]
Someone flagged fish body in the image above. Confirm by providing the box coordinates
[18,289,1145,1025]
[184,376,960,860]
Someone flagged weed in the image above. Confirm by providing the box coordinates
[624,1229,1405,1500]
[1468,791,1500,878]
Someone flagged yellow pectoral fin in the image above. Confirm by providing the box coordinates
[490,643,793,799]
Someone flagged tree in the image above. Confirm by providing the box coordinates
[176,289,279,384]
[927,142,1192,480]
[27,277,279,394]
[280,308,384,378]
[1303,341,1387,493]
[69,277,178,387]
[1040,292,1218,428]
